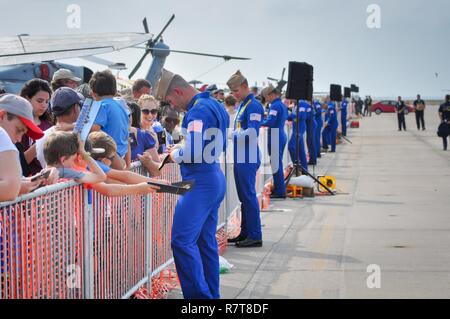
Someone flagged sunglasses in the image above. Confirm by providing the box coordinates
[142,109,158,115]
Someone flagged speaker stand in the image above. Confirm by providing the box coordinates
[285,99,335,196]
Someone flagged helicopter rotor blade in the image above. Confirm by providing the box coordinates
[281,67,286,80]
[128,51,150,79]
[143,18,150,34]
[153,14,175,44]
[149,47,250,60]
[267,77,278,81]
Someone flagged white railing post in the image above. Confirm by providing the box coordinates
[145,192,153,297]
[83,188,94,299]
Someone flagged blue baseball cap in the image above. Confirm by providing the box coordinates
[51,87,84,116]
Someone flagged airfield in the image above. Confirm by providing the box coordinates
[168,105,450,299]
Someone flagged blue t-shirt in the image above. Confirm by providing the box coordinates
[95,160,112,174]
[94,98,129,157]
[130,129,156,160]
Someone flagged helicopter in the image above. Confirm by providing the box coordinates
[0,31,153,93]
[267,67,287,92]
[0,14,250,94]
[126,14,250,88]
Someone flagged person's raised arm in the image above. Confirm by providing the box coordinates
[78,139,107,184]
[24,143,37,165]
[0,151,21,201]
[92,181,159,197]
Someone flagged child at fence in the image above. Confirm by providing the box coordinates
[43,131,107,184]
[89,70,130,171]
[87,131,163,196]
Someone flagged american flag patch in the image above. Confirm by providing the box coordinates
[330,110,335,114]
[269,110,278,116]
[250,113,262,122]
[187,120,203,133]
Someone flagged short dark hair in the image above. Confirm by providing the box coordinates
[446,95,450,102]
[56,104,78,118]
[43,131,79,165]
[132,79,151,93]
[224,95,236,107]
[89,70,117,97]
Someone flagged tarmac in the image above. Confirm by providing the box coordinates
[169,105,450,299]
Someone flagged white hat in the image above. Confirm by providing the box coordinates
[52,68,82,82]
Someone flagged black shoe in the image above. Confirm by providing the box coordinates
[307,161,317,165]
[228,234,246,243]
[270,194,286,199]
[423,128,426,131]
[235,238,263,248]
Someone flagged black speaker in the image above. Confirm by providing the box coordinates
[330,84,342,102]
[285,61,313,101]
[344,87,351,98]
[351,84,358,93]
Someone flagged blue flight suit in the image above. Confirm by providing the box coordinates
[288,101,308,170]
[233,94,265,241]
[171,91,229,299]
[262,97,288,197]
[305,101,317,165]
[322,102,338,152]
[341,99,348,136]
[313,100,323,158]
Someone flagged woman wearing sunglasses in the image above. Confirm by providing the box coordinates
[125,95,161,171]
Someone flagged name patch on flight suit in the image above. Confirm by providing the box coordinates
[187,120,203,133]
[299,107,306,112]
[269,110,278,116]
[250,113,262,122]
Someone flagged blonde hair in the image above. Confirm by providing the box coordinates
[138,94,159,110]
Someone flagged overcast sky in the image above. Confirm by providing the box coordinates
[1,0,449,98]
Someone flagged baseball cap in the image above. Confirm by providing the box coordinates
[206,84,218,92]
[0,94,44,140]
[52,68,82,82]
[51,87,84,116]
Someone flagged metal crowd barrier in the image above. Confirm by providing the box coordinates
[0,181,85,299]
[0,126,294,299]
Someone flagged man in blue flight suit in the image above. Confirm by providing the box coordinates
[341,97,348,137]
[288,100,308,170]
[226,70,265,248]
[155,69,229,299]
[322,98,330,151]
[323,101,338,153]
[313,100,323,158]
[261,84,288,199]
[305,100,317,165]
